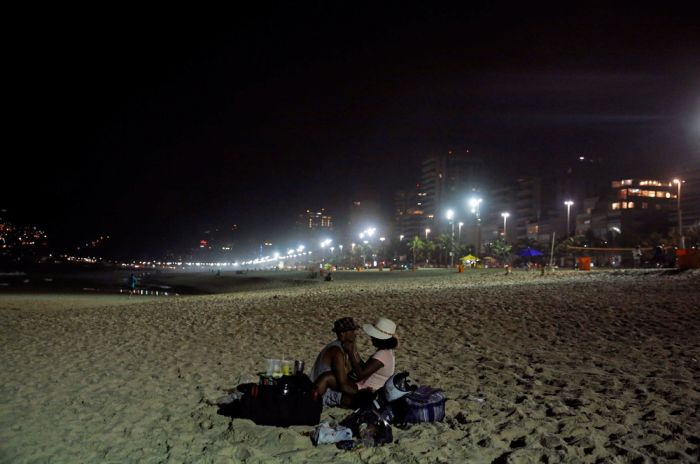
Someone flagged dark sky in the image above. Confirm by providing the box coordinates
[5,5,699,258]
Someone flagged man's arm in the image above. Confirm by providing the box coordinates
[330,348,358,396]
[350,355,384,380]
[346,344,384,381]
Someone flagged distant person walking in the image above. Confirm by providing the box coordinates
[654,246,664,268]
[128,273,138,296]
[632,246,642,268]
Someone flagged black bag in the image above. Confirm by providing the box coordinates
[217,374,322,427]
[339,408,393,447]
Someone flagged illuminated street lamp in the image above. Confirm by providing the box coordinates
[425,228,431,240]
[673,179,685,248]
[446,209,455,267]
[564,200,574,238]
[458,222,464,242]
[469,197,482,256]
[501,212,510,242]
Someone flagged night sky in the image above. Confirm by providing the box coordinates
[5,5,699,258]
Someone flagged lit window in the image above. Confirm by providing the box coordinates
[611,202,620,210]
[629,188,640,193]
[665,192,671,198]
[628,202,635,208]
[618,190,627,199]
[622,179,632,185]
[611,181,621,188]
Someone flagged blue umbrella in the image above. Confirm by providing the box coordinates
[517,247,543,258]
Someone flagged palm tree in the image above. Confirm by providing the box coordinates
[409,236,424,268]
[433,233,450,266]
[490,238,512,264]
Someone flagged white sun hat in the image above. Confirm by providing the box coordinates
[363,317,397,340]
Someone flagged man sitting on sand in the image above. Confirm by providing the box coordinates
[311,317,360,407]
[311,317,398,408]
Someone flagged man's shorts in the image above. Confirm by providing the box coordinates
[323,389,342,407]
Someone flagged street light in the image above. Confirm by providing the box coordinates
[446,209,455,267]
[425,228,431,240]
[564,200,574,238]
[469,197,482,256]
[673,179,685,248]
[501,212,510,241]
[458,222,464,242]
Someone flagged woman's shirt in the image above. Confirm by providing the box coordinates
[356,349,395,391]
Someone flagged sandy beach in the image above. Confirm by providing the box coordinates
[1,268,699,463]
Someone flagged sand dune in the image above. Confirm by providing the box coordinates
[1,269,699,463]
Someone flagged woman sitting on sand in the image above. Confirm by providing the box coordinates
[350,318,398,392]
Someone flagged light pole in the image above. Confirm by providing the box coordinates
[446,209,455,268]
[469,198,482,256]
[673,179,685,248]
[458,222,464,243]
[425,228,431,240]
[564,200,574,238]
[501,212,510,242]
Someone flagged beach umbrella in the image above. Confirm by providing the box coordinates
[517,247,543,258]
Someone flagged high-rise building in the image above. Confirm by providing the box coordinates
[577,178,677,243]
[394,187,425,240]
[420,150,485,233]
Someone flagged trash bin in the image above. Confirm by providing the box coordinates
[578,256,591,271]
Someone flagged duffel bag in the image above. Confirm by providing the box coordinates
[218,375,322,427]
[394,386,445,423]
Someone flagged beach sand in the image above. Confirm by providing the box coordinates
[1,269,699,463]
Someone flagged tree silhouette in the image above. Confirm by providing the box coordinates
[409,236,424,268]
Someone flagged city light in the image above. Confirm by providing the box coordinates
[501,212,510,241]
[469,197,482,255]
[673,179,685,248]
[564,200,574,238]
[446,209,456,267]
